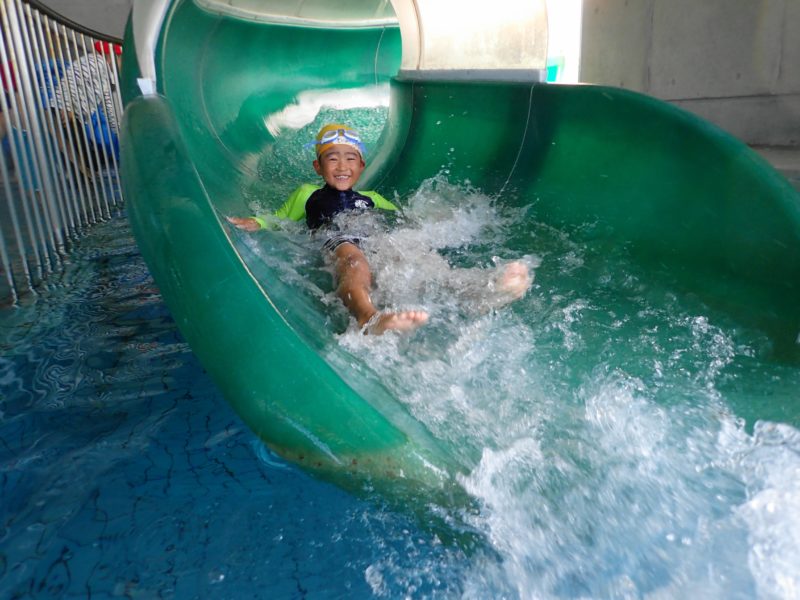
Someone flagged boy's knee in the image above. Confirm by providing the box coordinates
[343,257,359,271]
[340,256,370,280]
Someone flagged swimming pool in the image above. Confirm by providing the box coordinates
[2,175,799,597]
[0,214,468,598]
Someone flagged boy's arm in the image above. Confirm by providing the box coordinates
[232,183,321,231]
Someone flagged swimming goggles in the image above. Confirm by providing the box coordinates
[306,128,366,156]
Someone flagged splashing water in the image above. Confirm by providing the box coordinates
[3,175,798,597]
[238,176,800,598]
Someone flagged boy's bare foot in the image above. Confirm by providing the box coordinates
[495,261,532,299]
[363,310,429,335]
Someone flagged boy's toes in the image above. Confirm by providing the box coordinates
[497,262,532,298]
[366,310,429,335]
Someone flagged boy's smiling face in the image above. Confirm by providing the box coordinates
[314,145,365,191]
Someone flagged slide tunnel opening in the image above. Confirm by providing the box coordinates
[158,0,554,217]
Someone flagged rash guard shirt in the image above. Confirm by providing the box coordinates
[305,184,375,230]
[264,183,398,228]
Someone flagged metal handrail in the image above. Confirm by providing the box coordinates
[21,0,124,44]
[0,0,125,305]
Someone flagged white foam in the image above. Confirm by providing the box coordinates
[264,84,390,137]
[736,422,800,600]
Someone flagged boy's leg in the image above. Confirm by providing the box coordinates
[333,242,427,334]
[333,242,377,326]
[435,260,532,314]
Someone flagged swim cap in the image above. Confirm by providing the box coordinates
[312,123,366,159]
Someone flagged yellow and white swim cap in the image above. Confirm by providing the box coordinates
[312,123,366,159]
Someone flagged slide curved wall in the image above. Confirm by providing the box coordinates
[120,0,800,505]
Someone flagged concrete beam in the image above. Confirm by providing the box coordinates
[37,0,132,39]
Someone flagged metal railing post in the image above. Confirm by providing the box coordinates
[0,0,124,305]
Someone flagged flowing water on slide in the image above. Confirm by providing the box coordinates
[240,166,800,598]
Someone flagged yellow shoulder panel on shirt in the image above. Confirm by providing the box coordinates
[273,183,321,221]
[253,184,398,228]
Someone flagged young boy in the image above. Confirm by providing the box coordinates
[229,123,530,334]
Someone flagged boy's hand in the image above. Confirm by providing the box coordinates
[226,216,262,232]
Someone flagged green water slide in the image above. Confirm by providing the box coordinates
[120,0,800,502]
